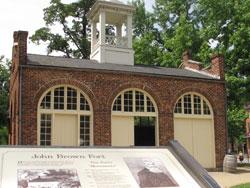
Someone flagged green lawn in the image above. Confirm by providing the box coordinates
[238,163,250,167]
[231,183,250,188]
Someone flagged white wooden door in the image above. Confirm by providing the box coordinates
[53,114,78,146]
[174,118,193,154]
[111,116,134,146]
[174,118,215,168]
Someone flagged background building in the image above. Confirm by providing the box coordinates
[9,0,227,169]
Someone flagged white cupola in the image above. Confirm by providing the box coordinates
[87,0,136,65]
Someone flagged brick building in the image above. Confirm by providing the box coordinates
[9,0,227,169]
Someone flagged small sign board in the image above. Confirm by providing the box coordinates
[0,147,202,188]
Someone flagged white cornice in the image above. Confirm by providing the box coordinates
[87,0,135,20]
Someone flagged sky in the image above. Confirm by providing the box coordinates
[0,0,155,60]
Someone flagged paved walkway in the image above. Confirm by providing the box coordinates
[209,166,250,188]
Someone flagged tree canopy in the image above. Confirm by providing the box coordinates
[31,0,96,58]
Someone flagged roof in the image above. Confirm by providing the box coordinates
[26,54,219,80]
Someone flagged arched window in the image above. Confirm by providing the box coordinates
[38,85,92,146]
[174,93,212,116]
[111,89,158,146]
[112,89,156,113]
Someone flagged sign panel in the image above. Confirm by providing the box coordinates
[0,147,201,188]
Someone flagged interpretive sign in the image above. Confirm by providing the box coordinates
[0,147,201,188]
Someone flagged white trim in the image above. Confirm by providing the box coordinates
[112,112,157,117]
[181,96,184,114]
[64,86,67,110]
[77,114,80,146]
[201,95,204,115]
[174,114,212,119]
[191,93,194,115]
[51,88,54,110]
[121,93,124,112]
[184,67,220,79]
[39,110,92,115]
[132,90,136,112]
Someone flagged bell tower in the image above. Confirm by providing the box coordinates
[87,0,135,65]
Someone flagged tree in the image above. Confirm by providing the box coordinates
[31,0,96,58]
[227,106,247,152]
[153,0,203,67]
[0,56,10,145]
[196,0,250,151]
[132,0,163,66]
[197,0,250,102]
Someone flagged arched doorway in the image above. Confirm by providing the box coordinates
[173,92,215,168]
[111,89,158,146]
[37,85,93,146]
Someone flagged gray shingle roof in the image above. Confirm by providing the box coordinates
[26,54,218,80]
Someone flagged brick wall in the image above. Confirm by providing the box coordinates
[9,31,28,145]
[18,66,227,168]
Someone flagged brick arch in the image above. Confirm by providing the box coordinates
[33,78,96,110]
[106,81,162,113]
[170,87,217,116]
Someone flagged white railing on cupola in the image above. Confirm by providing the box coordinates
[93,35,128,51]
[105,35,128,48]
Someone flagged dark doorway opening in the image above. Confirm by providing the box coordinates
[134,117,155,146]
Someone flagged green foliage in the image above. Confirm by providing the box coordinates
[132,0,163,66]
[0,56,10,145]
[0,56,10,126]
[227,106,248,151]
[0,127,8,145]
[31,0,96,58]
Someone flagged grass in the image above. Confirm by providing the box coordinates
[238,163,250,167]
[231,183,250,188]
